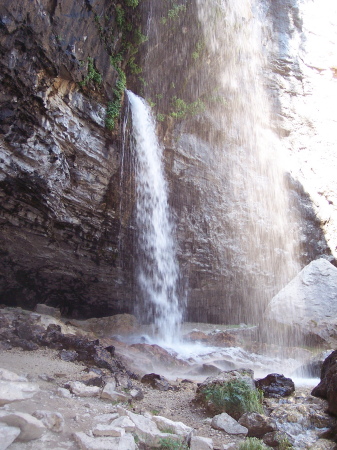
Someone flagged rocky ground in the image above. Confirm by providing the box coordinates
[0,306,336,449]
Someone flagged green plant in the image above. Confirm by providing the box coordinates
[125,0,139,7]
[134,27,148,45]
[170,96,205,119]
[161,4,186,24]
[278,436,293,449]
[116,5,125,28]
[157,113,165,122]
[203,379,264,418]
[105,66,126,130]
[192,40,204,60]
[79,57,102,87]
[128,57,142,74]
[151,409,160,416]
[159,437,188,450]
[239,438,268,450]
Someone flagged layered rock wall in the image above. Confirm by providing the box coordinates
[0,0,137,316]
[0,0,336,322]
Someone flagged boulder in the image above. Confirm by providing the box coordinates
[194,369,255,416]
[255,374,295,398]
[208,331,238,347]
[0,381,39,406]
[0,411,45,441]
[263,431,294,448]
[74,432,137,450]
[265,259,337,346]
[0,423,21,450]
[183,330,209,342]
[141,373,172,391]
[238,412,277,438]
[115,407,184,447]
[211,413,248,436]
[312,350,337,416]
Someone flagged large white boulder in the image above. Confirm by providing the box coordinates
[265,259,337,344]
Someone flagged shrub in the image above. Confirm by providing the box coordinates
[159,437,188,450]
[125,0,139,7]
[79,57,102,87]
[239,437,268,450]
[203,379,264,419]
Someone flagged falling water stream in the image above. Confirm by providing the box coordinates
[127,90,182,345]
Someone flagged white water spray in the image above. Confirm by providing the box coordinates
[126,90,182,345]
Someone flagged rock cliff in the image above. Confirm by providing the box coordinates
[0,0,336,322]
[0,0,139,317]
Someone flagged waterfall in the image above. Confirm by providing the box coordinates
[126,90,182,344]
[193,0,301,324]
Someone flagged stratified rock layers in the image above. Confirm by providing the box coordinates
[0,0,336,321]
[0,0,135,317]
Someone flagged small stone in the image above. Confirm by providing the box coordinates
[109,416,135,432]
[211,413,248,436]
[74,431,136,450]
[68,381,100,398]
[93,413,119,424]
[92,424,125,437]
[152,415,193,436]
[190,435,213,450]
[101,384,129,402]
[32,410,65,433]
[35,304,61,319]
[57,387,72,398]
[59,350,78,362]
[130,387,144,400]
[38,373,55,382]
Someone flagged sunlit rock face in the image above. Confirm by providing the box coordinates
[267,0,337,261]
[137,0,335,324]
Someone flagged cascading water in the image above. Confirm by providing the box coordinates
[195,0,301,325]
[126,90,182,345]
